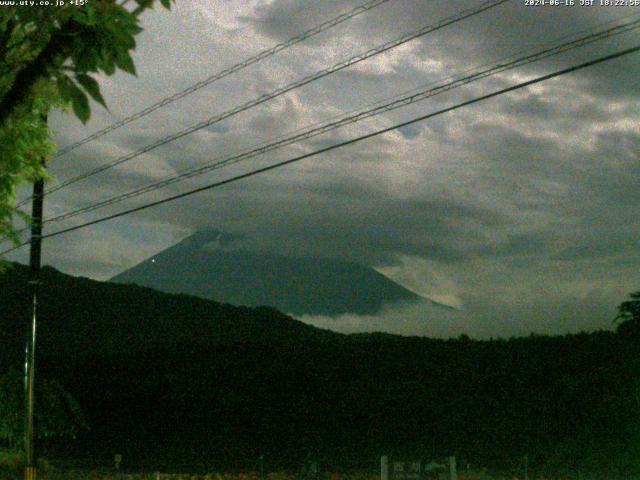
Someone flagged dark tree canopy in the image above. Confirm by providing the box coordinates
[2,264,640,475]
[615,291,640,337]
[0,368,87,450]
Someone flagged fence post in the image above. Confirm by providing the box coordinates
[381,456,389,480]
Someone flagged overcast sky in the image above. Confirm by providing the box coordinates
[7,0,640,338]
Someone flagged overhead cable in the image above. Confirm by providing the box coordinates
[2,43,637,257]
[38,17,640,225]
[22,0,509,204]
[54,0,394,158]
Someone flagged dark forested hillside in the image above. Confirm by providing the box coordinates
[1,263,638,476]
[0,263,338,358]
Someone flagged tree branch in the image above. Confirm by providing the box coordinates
[0,20,74,128]
[0,17,17,54]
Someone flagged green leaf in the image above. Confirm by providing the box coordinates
[55,75,75,104]
[74,47,100,73]
[99,46,116,75]
[68,81,91,124]
[76,74,107,109]
[160,0,172,9]
[68,7,94,26]
[134,0,154,9]
[115,51,137,76]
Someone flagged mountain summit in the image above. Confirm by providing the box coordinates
[111,230,433,316]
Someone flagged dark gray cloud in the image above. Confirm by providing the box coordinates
[6,0,638,338]
[398,124,422,139]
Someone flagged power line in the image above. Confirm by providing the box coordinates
[2,43,638,257]
[35,17,640,226]
[19,0,509,205]
[13,0,392,210]
[53,0,394,158]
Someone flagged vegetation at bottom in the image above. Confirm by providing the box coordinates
[0,462,632,480]
[0,263,639,478]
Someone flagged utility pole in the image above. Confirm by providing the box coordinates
[259,454,265,480]
[448,456,457,480]
[25,156,45,480]
[380,455,389,480]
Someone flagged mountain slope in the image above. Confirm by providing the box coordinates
[0,262,337,360]
[1,264,638,475]
[110,230,434,316]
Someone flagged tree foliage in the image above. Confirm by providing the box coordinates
[2,264,640,474]
[615,290,640,337]
[0,0,175,250]
[0,368,87,450]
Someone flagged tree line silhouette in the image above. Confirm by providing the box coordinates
[1,263,638,476]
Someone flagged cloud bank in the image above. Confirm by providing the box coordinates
[6,0,638,337]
